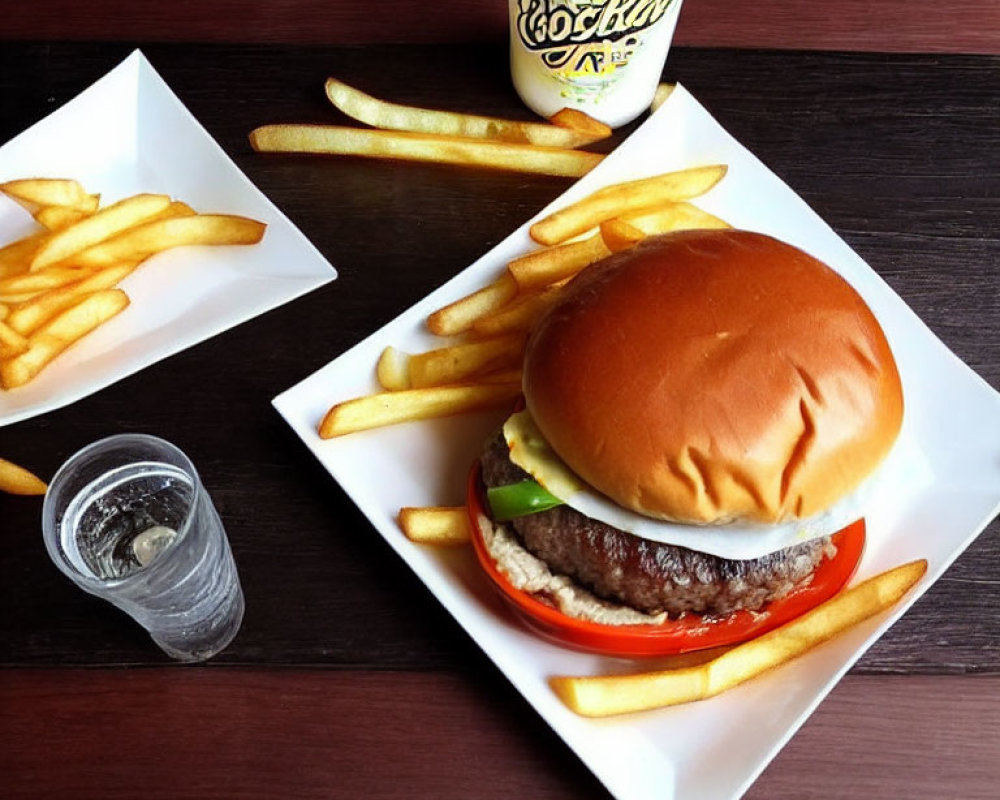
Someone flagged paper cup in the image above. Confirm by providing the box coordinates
[509,0,684,128]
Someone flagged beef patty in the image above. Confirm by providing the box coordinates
[480,430,834,618]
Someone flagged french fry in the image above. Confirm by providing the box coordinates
[69,214,266,269]
[249,124,603,178]
[507,233,610,292]
[0,457,47,495]
[529,165,728,245]
[0,232,48,279]
[0,267,91,298]
[599,219,645,252]
[0,321,28,358]
[318,382,521,438]
[427,273,518,336]
[0,178,94,210]
[5,262,138,336]
[621,201,731,235]
[0,289,129,390]
[650,82,676,113]
[549,559,928,717]
[34,205,93,231]
[409,334,526,388]
[472,284,566,337]
[548,108,613,142]
[398,506,471,545]
[325,78,609,148]
[0,290,46,305]
[30,193,172,270]
[376,345,412,391]
[0,180,265,391]
[478,368,523,385]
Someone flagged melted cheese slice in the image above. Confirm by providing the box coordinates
[503,410,882,560]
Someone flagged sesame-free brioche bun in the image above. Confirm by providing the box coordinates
[522,229,903,525]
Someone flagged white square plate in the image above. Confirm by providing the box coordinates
[0,50,336,426]
[273,85,1000,800]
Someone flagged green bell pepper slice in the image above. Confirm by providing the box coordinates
[486,479,564,522]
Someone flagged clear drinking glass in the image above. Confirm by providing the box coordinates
[42,434,244,662]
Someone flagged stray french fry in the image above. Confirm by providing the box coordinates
[69,214,266,268]
[0,321,28,358]
[0,289,129,389]
[0,457,47,495]
[599,219,645,252]
[249,124,603,178]
[507,233,610,292]
[472,284,566,337]
[398,506,470,545]
[30,193,172,270]
[550,559,928,717]
[5,262,138,337]
[325,78,609,148]
[409,334,526,388]
[0,178,93,210]
[549,108,613,142]
[376,345,412,391]
[318,382,521,438]
[427,273,518,336]
[650,83,676,113]
[621,201,731,235]
[529,165,728,245]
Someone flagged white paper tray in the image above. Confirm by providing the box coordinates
[0,50,336,426]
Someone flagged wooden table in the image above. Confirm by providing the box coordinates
[1,40,998,799]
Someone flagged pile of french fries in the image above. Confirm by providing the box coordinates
[0,456,47,495]
[0,178,266,390]
[250,78,614,177]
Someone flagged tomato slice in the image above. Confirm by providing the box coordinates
[467,463,865,657]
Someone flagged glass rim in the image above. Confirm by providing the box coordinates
[41,433,203,588]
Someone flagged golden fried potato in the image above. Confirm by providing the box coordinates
[0,457,47,495]
[426,274,518,336]
[249,124,603,178]
[325,78,609,148]
[0,289,129,389]
[550,559,928,717]
[408,334,526,388]
[318,382,521,438]
[529,165,728,245]
[398,506,470,545]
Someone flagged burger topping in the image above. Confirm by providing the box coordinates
[486,479,563,522]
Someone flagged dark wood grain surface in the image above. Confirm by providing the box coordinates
[3,670,999,800]
[0,41,998,800]
[3,0,999,54]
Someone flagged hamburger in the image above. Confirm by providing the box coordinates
[467,229,903,655]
